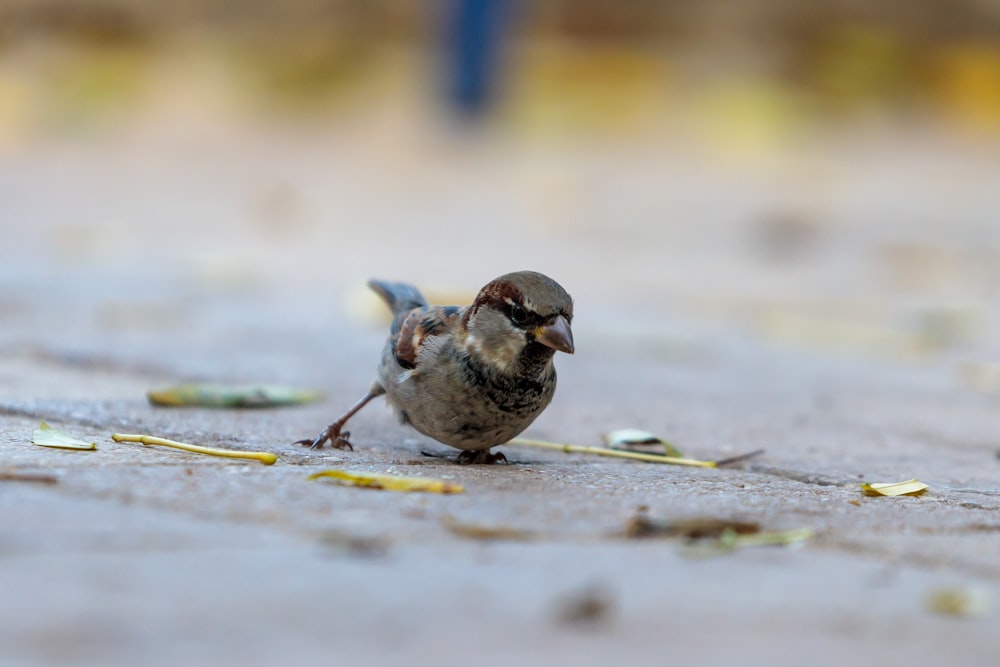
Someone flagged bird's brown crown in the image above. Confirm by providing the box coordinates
[469,271,573,326]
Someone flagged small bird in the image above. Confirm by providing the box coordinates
[296,271,574,464]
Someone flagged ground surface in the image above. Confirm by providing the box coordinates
[2,125,999,666]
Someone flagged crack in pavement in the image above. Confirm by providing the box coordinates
[743,464,856,486]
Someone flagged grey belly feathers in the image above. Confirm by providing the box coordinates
[376,336,556,451]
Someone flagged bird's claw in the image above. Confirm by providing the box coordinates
[456,449,508,465]
[328,431,353,451]
[295,428,353,451]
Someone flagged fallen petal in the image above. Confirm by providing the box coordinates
[32,421,97,450]
[308,469,464,494]
[861,479,928,497]
[602,428,684,457]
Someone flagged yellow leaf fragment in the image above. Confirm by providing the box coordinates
[926,587,993,618]
[147,383,323,408]
[720,527,815,548]
[861,479,928,497]
[111,433,278,465]
[32,421,97,450]
[602,428,684,457]
[308,470,464,494]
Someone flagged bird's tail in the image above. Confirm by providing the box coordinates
[367,279,428,316]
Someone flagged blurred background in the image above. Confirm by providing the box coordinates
[4,0,1000,137]
[2,0,1000,386]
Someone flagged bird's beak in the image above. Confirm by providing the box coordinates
[534,315,574,354]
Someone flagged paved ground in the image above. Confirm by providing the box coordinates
[2,123,1000,665]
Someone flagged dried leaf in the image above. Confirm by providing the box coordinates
[147,383,323,408]
[441,514,538,540]
[925,587,993,617]
[308,469,464,494]
[620,512,813,559]
[111,433,278,465]
[681,527,814,558]
[861,479,928,497]
[623,514,761,540]
[0,470,59,484]
[32,421,97,450]
[602,428,683,457]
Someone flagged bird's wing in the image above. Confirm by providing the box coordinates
[391,305,463,370]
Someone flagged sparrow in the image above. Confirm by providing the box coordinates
[295,271,574,464]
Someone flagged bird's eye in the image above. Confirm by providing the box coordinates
[508,303,528,325]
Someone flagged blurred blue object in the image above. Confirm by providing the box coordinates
[447,0,510,118]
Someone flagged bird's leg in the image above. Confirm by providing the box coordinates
[295,383,386,450]
[456,449,508,465]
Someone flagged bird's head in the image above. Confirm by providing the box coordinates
[462,271,574,374]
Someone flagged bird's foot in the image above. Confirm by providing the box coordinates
[294,426,353,451]
[456,449,508,465]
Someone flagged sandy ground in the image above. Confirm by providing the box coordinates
[2,124,999,666]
